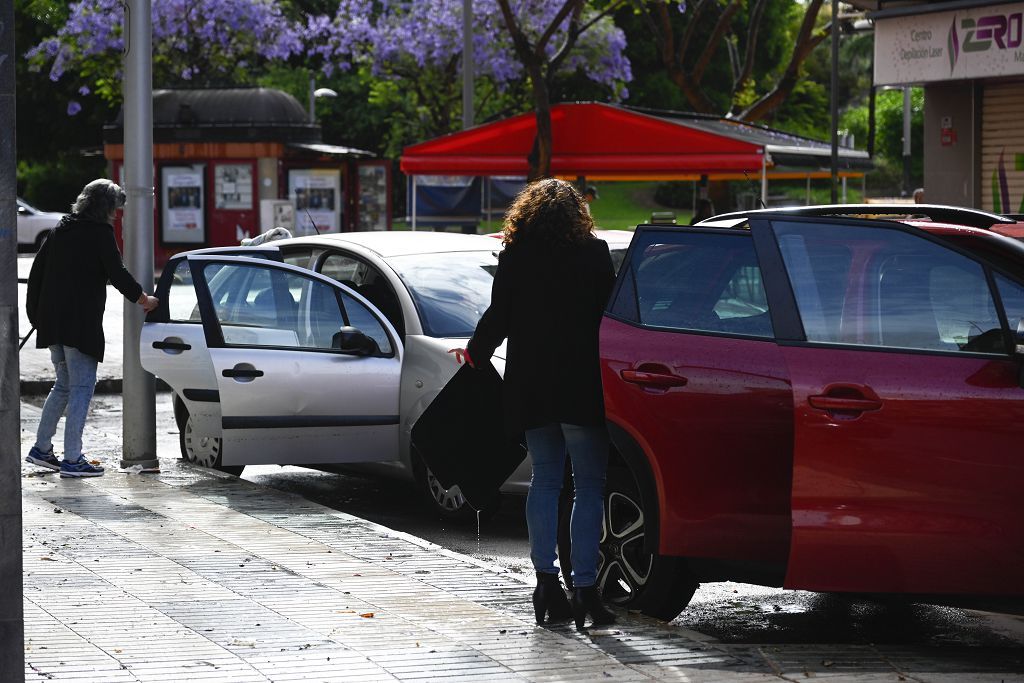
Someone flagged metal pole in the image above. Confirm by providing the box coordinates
[411,175,417,231]
[760,154,768,207]
[902,85,912,197]
[122,0,158,470]
[830,0,839,204]
[462,0,474,129]
[0,0,25,677]
[308,75,316,124]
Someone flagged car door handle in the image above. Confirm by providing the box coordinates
[152,339,191,352]
[620,370,688,389]
[808,384,882,414]
[222,367,264,379]
[808,396,882,412]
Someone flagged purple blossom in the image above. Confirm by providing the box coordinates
[307,0,631,95]
[28,0,302,90]
[67,100,82,116]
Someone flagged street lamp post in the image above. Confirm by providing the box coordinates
[121,0,158,470]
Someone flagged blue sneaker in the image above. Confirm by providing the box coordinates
[25,446,60,471]
[60,457,105,478]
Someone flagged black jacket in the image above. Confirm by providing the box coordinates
[467,236,616,434]
[26,214,144,362]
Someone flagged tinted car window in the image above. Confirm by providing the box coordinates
[774,221,1006,354]
[624,231,772,338]
[996,273,1024,338]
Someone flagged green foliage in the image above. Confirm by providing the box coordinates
[18,155,108,211]
[841,87,924,193]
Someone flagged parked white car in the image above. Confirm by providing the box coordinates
[17,198,65,250]
[141,232,528,519]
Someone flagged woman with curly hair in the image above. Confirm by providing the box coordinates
[450,178,616,630]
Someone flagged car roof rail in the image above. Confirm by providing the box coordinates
[709,204,1015,230]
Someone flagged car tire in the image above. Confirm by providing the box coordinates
[176,401,244,476]
[411,446,500,522]
[593,466,698,621]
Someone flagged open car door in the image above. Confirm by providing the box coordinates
[768,217,1024,596]
[147,254,402,467]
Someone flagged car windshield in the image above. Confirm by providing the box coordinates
[387,250,498,338]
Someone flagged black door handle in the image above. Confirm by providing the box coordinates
[222,368,264,379]
[152,339,191,351]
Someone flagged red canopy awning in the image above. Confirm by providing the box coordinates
[401,103,766,178]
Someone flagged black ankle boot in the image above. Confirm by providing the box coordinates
[570,585,616,631]
[533,572,572,624]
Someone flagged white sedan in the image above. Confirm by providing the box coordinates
[17,198,65,250]
[141,232,528,519]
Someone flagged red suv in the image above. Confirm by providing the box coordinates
[598,206,1024,621]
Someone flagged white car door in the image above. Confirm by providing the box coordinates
[163,255,402,466]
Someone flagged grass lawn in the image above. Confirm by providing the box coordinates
[393,180,686,233]
[589,181,690,230]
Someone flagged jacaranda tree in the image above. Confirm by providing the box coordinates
[27,0,303,110]
[306,0,632,177]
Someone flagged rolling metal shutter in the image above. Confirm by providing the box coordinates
[981,79,1024,215]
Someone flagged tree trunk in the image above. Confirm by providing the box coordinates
[527,62,553,180]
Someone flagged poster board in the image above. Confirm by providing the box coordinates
[214,163,254,210]
[357,163,389,231]
[289,168,342,235]
[161,164,206,244]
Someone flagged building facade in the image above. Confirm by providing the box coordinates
[861,0,1024,214]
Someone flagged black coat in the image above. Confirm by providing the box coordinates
[467,236,616,435]
[26,214,144,362]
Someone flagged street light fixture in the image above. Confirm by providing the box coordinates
[308,81,338,122]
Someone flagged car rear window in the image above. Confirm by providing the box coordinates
[612,231,773,339]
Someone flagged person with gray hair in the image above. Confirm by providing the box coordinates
[25,178,159,477]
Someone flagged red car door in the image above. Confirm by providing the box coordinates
[602,227,794,565]
[767,217,1024,595]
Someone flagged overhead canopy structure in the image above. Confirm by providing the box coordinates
[400,102,871,182]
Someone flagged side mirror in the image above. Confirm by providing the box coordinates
[331,326,379,356]
[17,206,28,215]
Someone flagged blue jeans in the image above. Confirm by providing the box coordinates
[34,345,98,462]
[525,422,609,588]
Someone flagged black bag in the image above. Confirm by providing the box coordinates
[411,362,527,510]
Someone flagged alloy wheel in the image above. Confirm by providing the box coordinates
[425,468,468,513]
[597,488,653,606]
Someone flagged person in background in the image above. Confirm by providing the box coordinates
[25,179,159,478]
[690,197,716,224]
[584,185,598,204]
[449,178,617,631]
[913,188,925,204]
